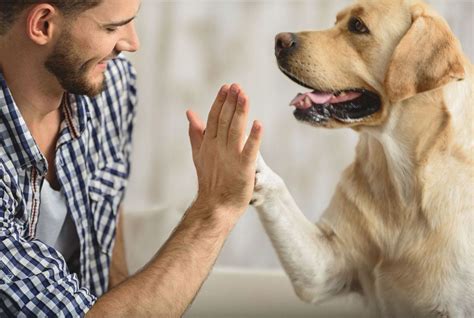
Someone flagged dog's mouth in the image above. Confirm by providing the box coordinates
[282,69,381,125]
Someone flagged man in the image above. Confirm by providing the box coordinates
[0,0,262,316]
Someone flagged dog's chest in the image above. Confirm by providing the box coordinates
[362,231,474,317]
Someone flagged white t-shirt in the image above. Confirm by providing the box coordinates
[36,179,80,263]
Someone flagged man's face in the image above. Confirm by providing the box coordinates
[45,0,141,97]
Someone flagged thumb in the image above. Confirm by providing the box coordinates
[242,120,263,165]
[186,110,205,158]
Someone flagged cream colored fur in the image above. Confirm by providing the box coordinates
[252,0,474,317]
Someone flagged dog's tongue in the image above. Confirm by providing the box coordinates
[290,91,362,109]
[290,92,332,108]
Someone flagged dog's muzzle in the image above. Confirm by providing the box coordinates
[274,32,382,125]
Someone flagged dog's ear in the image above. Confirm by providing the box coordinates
[384,5,465,103]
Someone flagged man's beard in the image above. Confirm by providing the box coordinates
[45,30,106,97]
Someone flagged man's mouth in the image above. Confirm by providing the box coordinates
[281,68,381,125]
[97,54,118,69]
[96,60,109,71]
[98,59,111,66]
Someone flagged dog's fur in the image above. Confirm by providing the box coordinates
[252,0,474,316]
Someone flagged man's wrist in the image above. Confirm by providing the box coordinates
[187,198,242,232]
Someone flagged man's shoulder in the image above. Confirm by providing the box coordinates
[99,55,137,109]
[87,55,137,119]
[104,55,137,89]
[83,56,137,143]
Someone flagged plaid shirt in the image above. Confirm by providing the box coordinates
[0,56,137,316]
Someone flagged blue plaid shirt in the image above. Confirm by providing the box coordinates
[0,56,137,316]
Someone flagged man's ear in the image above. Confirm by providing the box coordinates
[26,4,59,45]
[384,5,465,103]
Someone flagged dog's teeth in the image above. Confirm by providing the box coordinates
[304,96,312,108]
[339,92,347,97]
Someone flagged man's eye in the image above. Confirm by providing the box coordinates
[106,27,118,33]
[348,17,370,34]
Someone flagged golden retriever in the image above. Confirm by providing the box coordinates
[251,0,473,316]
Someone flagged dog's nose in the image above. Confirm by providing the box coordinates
[275,32,297,58]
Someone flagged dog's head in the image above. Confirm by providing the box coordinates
[276,0,465,129]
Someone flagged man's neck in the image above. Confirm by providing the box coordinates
[0,42,64,169]
[0,33,64,128]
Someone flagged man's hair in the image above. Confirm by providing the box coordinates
[0,1,102,35]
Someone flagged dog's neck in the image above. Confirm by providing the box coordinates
[359,69,473,210]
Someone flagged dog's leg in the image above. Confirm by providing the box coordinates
[252,155,352,304]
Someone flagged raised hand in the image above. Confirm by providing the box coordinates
[186,83,263,217]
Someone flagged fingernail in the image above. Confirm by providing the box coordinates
[220,85,229,97]
[252,121,261,132]
[238,94,246,105]
[231,84,240,94]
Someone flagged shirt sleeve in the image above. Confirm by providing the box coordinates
[0,168,97,317]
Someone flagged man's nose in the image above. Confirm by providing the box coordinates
[275,32,297,58]
[116,22,141,53]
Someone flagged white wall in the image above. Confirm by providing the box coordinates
[123,0,474,270]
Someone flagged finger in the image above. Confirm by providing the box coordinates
[205,85,229,139]
[242,120,263,165]
[217,83,240,146]
[186,110,205,159]
[227,92,249,152]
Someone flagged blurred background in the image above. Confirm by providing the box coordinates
[122,0,474,273]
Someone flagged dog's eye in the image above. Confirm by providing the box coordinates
[348,17,369,34]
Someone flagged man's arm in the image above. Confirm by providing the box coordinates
[108,208,129,290]
[0,168,96,316]
[86,83,262,317]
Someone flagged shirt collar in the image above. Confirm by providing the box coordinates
[0,72,46,172]
[56,93,91,148]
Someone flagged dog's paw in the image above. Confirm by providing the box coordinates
[251,154,285,207]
